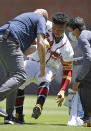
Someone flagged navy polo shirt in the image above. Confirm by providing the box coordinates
[0,12,46,53]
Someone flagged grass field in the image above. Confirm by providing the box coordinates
[0,95,91,131]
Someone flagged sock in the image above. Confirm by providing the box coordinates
[36,82,49,108]
[15,89,25,116]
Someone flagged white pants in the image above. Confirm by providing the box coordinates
[19,60,56,89]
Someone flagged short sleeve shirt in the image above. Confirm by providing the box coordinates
[0,12,46,52]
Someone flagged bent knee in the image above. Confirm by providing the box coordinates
[16,70,27,85]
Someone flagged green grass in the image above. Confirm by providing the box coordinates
[0,95,91,131]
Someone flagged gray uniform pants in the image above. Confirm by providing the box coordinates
[0,33,26,115]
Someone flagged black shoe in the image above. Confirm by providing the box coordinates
[82,116,91,127]
[4,116,14,124]
[81,116,89,123]
[14,114,25,124]
[0,108,8,117]
[32,105,42,119]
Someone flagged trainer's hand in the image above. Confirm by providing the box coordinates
[72,82,80,91]
[56,90,65,107]
[38,65,45,78]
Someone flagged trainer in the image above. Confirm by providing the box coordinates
[0,9,48,117]
[67,16,91,127]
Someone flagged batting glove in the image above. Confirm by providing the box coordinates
[56,90,65,107]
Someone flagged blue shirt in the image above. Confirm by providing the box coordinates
[0,12,46,52]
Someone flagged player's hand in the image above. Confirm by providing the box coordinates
[72,82,80,91]
[38,64,45,78]
[56,90,65,107]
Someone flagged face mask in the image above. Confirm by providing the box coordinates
[68,32,77,42]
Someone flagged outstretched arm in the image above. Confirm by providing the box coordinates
[56,60,73,107]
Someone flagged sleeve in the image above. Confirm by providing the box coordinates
[37,17,46,35]
[73,57,83,65]
[76,38,91,82]
[60,59,73,91]
[76,60,91,82]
